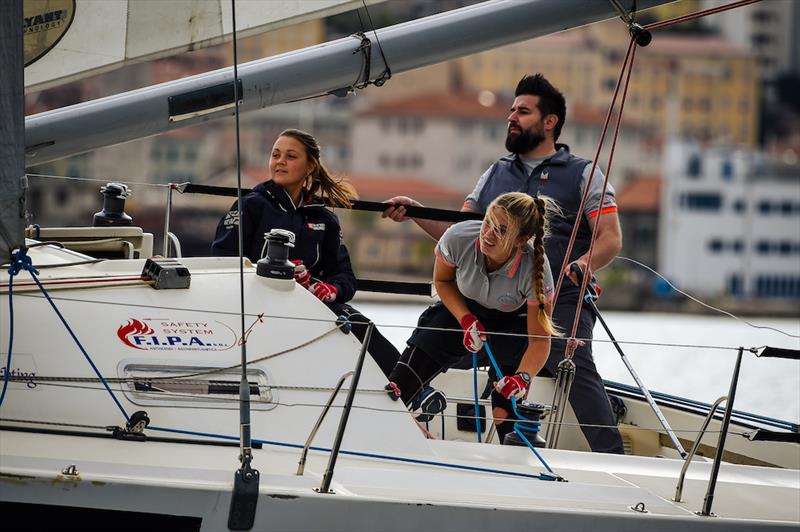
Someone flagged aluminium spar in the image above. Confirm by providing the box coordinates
[24,0,672,166]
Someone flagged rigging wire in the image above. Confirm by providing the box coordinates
[19,171,800,340]
[228,0,256,471]
[645,0,763,31]
[0,381,758,437]
[7,290,781,353]
[25,172,170,189]
[616,256,800,339]
[358,0,392,86]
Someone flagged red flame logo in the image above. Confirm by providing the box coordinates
[117,319,155,349]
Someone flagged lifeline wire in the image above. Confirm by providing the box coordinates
[616,256,800,339]
[19,172,799,341]
[7,290,766,353]
[229,0,256,466]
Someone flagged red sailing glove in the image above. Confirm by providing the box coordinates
[459,313,486,353]
[291,259,311,288]
[495,372,531,400]
[309,281,338,303]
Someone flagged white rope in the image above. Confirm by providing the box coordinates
[26,172,171,189]
[616,256,799,339]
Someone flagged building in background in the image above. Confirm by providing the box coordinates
[352,91,660,194]
[617,175,661,270]
[338,175,463,279]
[700,0,797,84]
[659,140,800,299]
[21,3,799,310]
[456,20,760,147]
[351,92,508,194]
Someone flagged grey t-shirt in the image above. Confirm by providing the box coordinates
[435,220,555,312]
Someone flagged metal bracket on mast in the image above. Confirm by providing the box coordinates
[544,342,578,449]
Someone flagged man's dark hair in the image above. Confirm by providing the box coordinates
[514,74,566,141]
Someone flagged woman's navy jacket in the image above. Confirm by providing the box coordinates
[211,180,357,302]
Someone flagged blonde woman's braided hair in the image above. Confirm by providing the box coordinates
[487,192,559,336]
[278,129,356,208]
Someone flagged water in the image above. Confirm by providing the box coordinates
[354,300,800,424]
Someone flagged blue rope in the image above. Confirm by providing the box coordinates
[1,250,40,408]
[483,342,554,474]
[472,351,481,442]
[149,425,552,480]
[3,249,129,420]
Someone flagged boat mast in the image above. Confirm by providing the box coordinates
[25,0,672,166]
[0,0,25,260]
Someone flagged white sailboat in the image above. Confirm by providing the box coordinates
[2,1,798,530]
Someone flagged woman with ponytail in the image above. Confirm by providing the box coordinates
[212,128,401,379]
[386,192,558,442]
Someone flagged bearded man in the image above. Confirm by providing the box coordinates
[383,74,624,453]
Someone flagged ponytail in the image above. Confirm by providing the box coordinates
[531,196,558,337]
[278,128,357,208]
[487,192,559,337]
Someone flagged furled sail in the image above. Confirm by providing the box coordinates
[24,0,382,92]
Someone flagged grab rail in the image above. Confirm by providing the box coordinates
[673,395,728,502]
[296,370,354,476]
[318,322,374,494]
[700,346,744,516]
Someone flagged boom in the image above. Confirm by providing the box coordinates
[25,0,672,166]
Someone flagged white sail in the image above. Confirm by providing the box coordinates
[24,0,383,92]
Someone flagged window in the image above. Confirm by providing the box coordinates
[756,240,770,254]
[752,10,774,23]
[732,240,744,253]
[687,155,702,177]
[185,146,197,163]
[606,50,622,64]
[708,239,723,253]
[681,192,721,210]
[727,274,743,296]
[166,145,179,162]
[758,201,772,214]
[651,97,662,111]
[751,33,774,46]
[721,159,734,181]
[781,201,793,215]
[733,199,746,213]
[55,186,68,207]
[378,154,389,167]
[755,276,800,298]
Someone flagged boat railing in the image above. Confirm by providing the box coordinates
[673,395,728,503]
[297,370,355,476]
[318,323,374,494]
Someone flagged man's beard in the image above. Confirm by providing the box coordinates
[505,126,545,154]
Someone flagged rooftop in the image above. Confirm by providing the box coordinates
[360,92,509,120]
[617,175,661,214]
